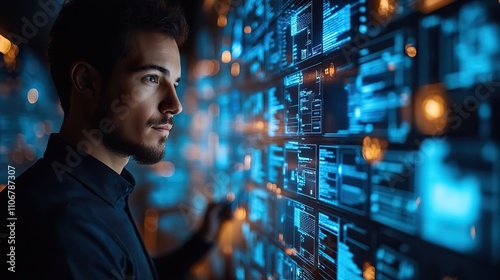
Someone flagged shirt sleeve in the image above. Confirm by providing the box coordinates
[153,231,214,280]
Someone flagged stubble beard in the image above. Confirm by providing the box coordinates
[102,127,167,165]
[93,106,167,165]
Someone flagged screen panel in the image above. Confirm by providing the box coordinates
[267,83,285,137]
[284,141,317,199]
[284,63,323,135]
[370,150,418,235]
[277,197,317,267]
[318,145,369,215]
[375,231,419,280]
[280,0,323,69]
[318,211,374,280]
[353,29,414,143]
[418,139,500,263]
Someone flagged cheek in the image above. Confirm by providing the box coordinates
[107,83,160,135]
[123,101,157,131]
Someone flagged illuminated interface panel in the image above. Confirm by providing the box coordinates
[376,245,417,280]
[280,0,323,69]
[264,22,281,75]
[352,30,413,143]
[321,56,351,137]
[338,146,369,214]
[242,39,265,81]
[267,143,284,187]
[216,93,232,138]
[277,197,316,267]
[284,141,317,199]
[248,188,272,233]
[318,212,339,279]
[243,0,266,42]
[318,145,340,207]
[318,212,373,280]
[322,0,360,54]
[432,1,500,90]
[297,265,315,279]
[267,84,285,137]
[265,0,281,22]
[418,140,500,262]
[245,228,266,269]
[231,18,243,62]
[242,91,265,130]
[275,249,296,279]
[240,0,284,80]
[318,145,369,215]
[263,244,276,279]
[284,63,323,135]
[375,234,418,280]
[370,150,418,235]
[249,147,266,185]
[338,217,372,280]
[321,54,358,137]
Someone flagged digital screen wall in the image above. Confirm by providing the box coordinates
[216,0,500,279]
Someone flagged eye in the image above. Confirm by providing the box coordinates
[143,75,159,84]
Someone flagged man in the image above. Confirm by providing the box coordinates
[1,0,231,279]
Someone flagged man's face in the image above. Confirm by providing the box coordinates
[95,30,183,165]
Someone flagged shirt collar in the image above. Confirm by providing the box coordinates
[43,133,136,206]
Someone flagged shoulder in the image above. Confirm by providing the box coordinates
[12,174,126,276]
[16,157,77,190]
[10,158,113,235]
[14,202,129,279]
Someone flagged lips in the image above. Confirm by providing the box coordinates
[152,124,171,130]
[152,124,171,136]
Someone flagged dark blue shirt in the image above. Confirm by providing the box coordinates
[1,134,212,279]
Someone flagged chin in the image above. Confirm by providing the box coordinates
[132,149,165,165]
[122,141,166,165]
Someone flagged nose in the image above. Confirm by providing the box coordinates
[159,83,183,115]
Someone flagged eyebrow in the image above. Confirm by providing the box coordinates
[133,64,181,83]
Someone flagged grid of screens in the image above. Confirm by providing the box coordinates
[264,45,412,142]
[225,0,500,279]
[240,0,365,78]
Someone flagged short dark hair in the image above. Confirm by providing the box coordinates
[47,0,189,114]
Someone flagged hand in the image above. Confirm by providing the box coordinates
[198,201,233,243]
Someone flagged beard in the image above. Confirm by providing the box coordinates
[101,125,166,165]
[93,101,173,165]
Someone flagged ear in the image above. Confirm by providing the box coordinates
[70,61,102,97]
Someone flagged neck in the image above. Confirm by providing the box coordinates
[58,119,129,174]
